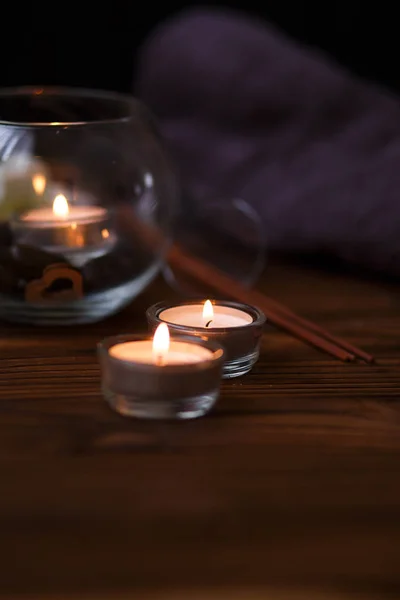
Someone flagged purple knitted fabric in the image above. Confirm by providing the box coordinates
[135,8,400,277]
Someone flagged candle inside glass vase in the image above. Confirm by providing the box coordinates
[11,191,115,267]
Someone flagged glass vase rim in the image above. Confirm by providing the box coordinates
[0,85,144,128]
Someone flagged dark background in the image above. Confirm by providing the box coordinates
[1,3,398,94]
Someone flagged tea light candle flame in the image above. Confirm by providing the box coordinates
[53,194,69,219]
[152,322,170,366]
[32,173,46,195]
[203,300,214,328]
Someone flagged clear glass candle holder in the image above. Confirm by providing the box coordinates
[0,86,178,325]
[98,333,225,420]
[147,300,266,378]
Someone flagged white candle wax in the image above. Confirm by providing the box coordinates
[109,340,213,365]
[159,304,253,329]
[21,205,106,227]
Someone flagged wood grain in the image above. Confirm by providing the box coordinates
[6,588,387,600]
[0,261,400,599]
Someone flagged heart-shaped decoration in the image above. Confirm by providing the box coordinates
[25,263,83,303]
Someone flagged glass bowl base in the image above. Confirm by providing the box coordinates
[103,386,219,420]
[223,350,260,379]
[0,263,160,325]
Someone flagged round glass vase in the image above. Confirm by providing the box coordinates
[0,87,178,325]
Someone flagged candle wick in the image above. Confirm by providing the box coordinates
[155,353,166,366]
[205,320,213,328]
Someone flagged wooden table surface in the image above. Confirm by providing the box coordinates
[0,262,399,599]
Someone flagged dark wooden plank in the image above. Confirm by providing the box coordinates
[0,262,400,598]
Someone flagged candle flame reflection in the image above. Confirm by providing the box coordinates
[203,300,214,327]
[53,194,69,219]
[153,323,170,365]
[32,174,46,195]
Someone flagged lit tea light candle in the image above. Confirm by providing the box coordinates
[147,300,266,379]
[21,193,107,226]
[159,299,254,329]
[98,324,225,420]
[11,191,115,266]
[109,322,214,366]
